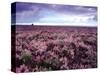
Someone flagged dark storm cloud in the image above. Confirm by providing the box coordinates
[13,2,97,14]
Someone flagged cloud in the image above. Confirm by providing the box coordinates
[12,2,97,26]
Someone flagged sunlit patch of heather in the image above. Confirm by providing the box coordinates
[30,40,47,52]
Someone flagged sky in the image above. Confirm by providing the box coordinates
[11,2,97,26]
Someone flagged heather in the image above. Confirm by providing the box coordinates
[12,26,97,73]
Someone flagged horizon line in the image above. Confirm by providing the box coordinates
[11,23,97,27]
